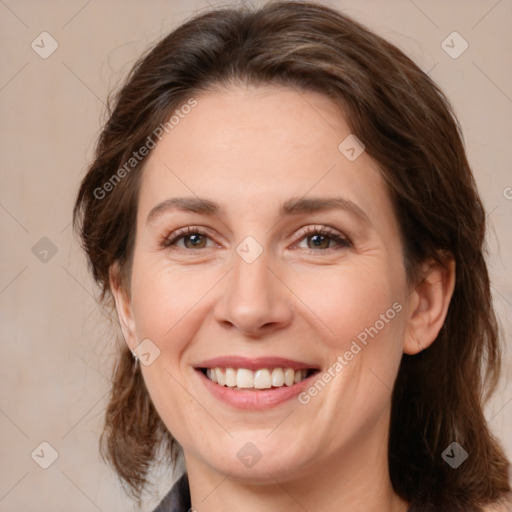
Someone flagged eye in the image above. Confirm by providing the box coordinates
[294,225,351,252]
[160,226,217,250]
[159,224,351,253]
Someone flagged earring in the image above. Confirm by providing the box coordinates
[418,341,424,352]
[131,349,139,368]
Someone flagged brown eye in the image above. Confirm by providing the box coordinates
[180,233,208,249]
[161,227,215,250]
[295,226,351,251]
[307,233,334,249]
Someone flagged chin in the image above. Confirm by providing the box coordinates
[192,436,314,483]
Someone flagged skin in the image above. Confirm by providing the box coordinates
[111,84,456,512]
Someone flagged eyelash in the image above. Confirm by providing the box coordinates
[159,225,351,253]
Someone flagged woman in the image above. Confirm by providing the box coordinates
[73,1,511,511]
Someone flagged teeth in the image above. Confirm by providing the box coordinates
[204,367,311,389]
[254,369,272,389]
[284,368,295,386]
[271,368,284,387]
[236,368,253,388]
[216,368,225,386]
[225,368,237,387]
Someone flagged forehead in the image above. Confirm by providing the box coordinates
[137,84,396,233]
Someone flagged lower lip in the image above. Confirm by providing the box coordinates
[196,369,315,410]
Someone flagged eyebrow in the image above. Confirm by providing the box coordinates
[146,196,370,225]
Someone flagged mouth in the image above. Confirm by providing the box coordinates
[198,366,318,390]
[194,356,321,409]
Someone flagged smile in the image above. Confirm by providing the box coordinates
[194,356,320,409]
[201,367,316,389]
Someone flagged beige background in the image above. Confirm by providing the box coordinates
[1,0,511,510]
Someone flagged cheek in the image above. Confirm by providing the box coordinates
[129,249,406,358]
[128,264,218,444]
[287,262,402,351]
[130,262,213,341]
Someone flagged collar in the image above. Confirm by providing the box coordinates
[152,473,191,512]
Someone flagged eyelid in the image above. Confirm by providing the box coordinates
[160,225,218,249]
[160,224,351,251]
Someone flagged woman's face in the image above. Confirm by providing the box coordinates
[114,84,416,482]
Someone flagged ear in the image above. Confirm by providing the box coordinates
[109,262,137,351]
[403,256,456,355]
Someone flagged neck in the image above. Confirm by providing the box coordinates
[184,409,409,512]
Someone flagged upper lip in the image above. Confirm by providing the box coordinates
[194,356,319,371]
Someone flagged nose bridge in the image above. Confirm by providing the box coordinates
[214,236,292,335]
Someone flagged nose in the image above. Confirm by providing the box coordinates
[213,245,293,338]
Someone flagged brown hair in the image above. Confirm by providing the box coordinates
[73,1,511,509]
